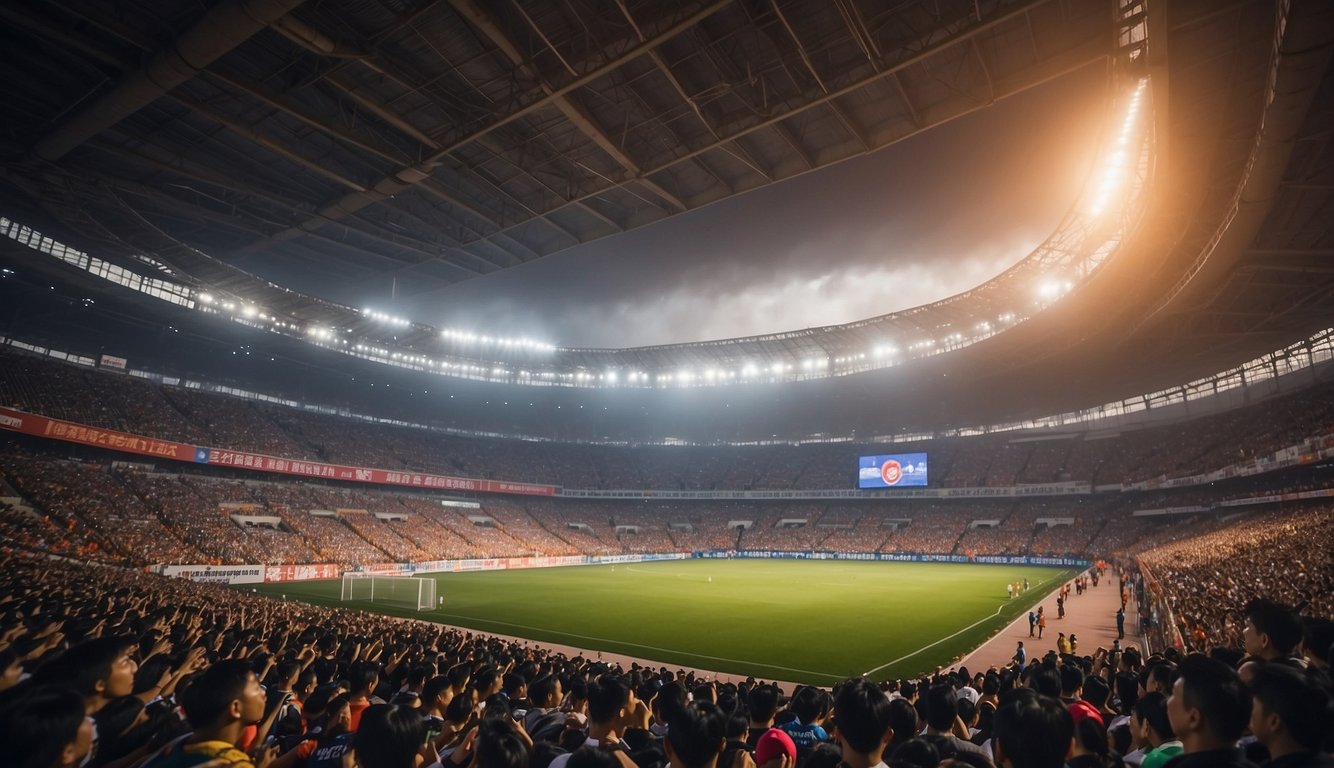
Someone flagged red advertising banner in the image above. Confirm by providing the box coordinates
[0,407,557,497]
[0,406,195,461]
[202,448,556,496]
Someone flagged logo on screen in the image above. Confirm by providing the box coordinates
[881,460,903,485]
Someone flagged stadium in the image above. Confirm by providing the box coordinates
[0,1,1332,768]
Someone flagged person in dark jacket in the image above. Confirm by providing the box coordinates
[1247,663,1334,768]
[1163,655,1259,768]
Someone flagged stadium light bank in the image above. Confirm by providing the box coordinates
[0,78,1151,392]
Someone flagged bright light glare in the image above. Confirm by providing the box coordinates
[441,327,555,352]
[1088,79,1148,216]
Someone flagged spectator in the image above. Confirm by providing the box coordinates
[746,684,781,749]
[524,676,565,745]
[270,696,353,768]
[1246,664,1334,768]
[469,717,531,768]
[889,737,939,768]
[665,702,726,768]
[0,684,93,768]
[884,696,920,760]
[354,703,425,768]
[1132,693,1181,768]
[549,677,638,768]
[1068,718,1119,768]
[830,678,893,768]
[142,659,271,768]
[1243,600,1305,663]
[1164,655,1257,768]
[753,728,796,768]
[347,661,383,731]
[1058,666,1101,727]
[777,687,829,755]
[1299,619,1334,671]
[923,684,992,764]
[992,690,1073,768]
[33,636,139,716]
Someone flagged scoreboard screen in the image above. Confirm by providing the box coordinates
[857,453,928,488]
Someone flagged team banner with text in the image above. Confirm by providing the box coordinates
[265,564,342,583]
[0,406,556,497]
[158,564,266,584]
[0,406,196,462]
[198,448,555,496]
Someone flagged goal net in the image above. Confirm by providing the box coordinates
[340,573,436,611]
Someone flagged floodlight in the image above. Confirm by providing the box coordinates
[199,293,214,304]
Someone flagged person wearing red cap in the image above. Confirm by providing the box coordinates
[1060,666,1103,729]
[754,729,796,768]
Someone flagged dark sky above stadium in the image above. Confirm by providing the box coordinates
[358,65,1108,349]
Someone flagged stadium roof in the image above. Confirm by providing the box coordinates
[0,0,1331,439]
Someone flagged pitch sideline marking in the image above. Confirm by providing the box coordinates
[861,571,1068,678]
[324,565,1072,682]
[431,611,846,681]
[431,566,1067,682]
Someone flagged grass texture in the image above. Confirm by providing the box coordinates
[253,559,1073,684]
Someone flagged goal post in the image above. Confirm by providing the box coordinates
[340,572,436,611]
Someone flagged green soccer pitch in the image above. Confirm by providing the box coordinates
[252,559,1074,684]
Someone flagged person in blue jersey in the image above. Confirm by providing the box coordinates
[777,686,830,756]
[268,697,352,768]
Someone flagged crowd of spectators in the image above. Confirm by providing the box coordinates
[6,444,1334,572]
[0,453,201,564]
[6,347,1334,494]
[2,505,1331,768]
[1138,505,1334,654]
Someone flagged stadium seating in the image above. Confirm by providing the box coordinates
[6,346,1334,495]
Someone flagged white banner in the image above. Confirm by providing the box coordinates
[159,564,265,584]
